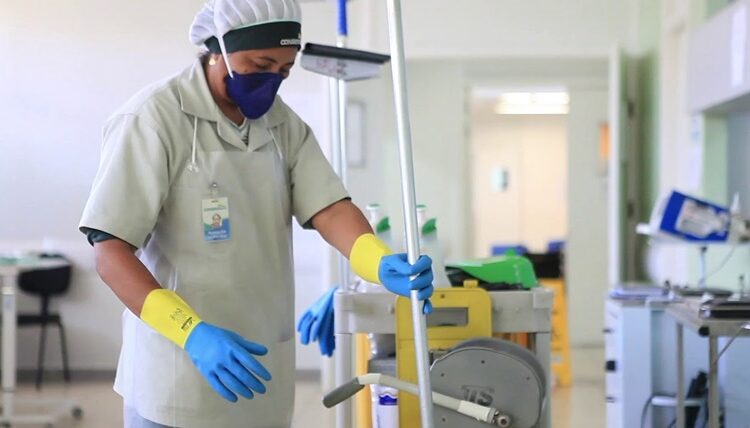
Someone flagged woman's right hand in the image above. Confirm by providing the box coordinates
[184,322,272,402]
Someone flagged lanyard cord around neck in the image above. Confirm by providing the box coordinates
[188,116,200,173]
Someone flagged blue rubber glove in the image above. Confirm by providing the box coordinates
[317,297,335,357]
[297,287,336,357]
[184,322,272,402]
[378,254,434,314]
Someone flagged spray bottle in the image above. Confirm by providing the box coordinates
[416,204,451,287]
[365,204,399,428]
[367,203,394,248]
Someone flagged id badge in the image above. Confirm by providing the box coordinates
[202,197,231,242]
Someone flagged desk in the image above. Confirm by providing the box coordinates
[0,256,82,427]
[333,287,553,428]
[667,301,750,428]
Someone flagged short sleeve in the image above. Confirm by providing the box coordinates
[79,114,170,248]
[287,118,349,229]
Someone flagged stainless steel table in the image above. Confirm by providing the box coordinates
[0,256,82,427]
[667,300,750,428]
[333,287,553,428]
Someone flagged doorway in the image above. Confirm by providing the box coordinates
[469,88,569,257]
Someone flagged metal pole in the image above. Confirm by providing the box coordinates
[336,32,351,291]
[2,273,17,422]
[675,324,685,428]
[708,337,719,428]
[333,2,353,427]
[329,74,353,428]
[328,75,350,293]
[384,0,435,426]
[334,332,354,428]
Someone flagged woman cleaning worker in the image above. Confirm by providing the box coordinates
[78,1,433,427]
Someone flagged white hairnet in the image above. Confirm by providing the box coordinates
[189,0,302,48]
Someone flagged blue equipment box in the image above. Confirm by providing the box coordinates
[658,191,730,242]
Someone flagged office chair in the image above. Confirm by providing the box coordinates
[17,254,72,389]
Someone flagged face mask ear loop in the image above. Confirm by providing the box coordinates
[188,116,200,173]
[218,34,234,79]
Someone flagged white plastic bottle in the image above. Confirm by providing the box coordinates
[364,203,397,358]
[371,385,399,428]
[416,204,451,287]
[366,203,394,248]
[369,358,398,428]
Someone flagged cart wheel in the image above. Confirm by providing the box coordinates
[72,406,84,420]
[45,424,54,428]
[1,422,9,428]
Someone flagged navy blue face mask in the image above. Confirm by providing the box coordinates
[225,72,284,120]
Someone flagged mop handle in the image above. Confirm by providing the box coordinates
[384,0,435,427]
[333,1,351,427]
[324,374,510,426]
[337,0,348,36]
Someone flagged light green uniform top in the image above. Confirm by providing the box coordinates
[79,60,348,428]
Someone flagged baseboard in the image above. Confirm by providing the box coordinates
[9,369,323,384]
[12,369,116,383]
[295,369,321,382]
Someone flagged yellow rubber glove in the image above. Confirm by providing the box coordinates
[349,233,392,284]
[140,289,202,348]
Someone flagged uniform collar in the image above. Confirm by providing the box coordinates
[177,60,287,145]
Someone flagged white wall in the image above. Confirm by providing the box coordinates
[566,89,610,346]
[0,0,203,370]
[345,0,639,58]
[469,113,568,257]
[386,62,470,258]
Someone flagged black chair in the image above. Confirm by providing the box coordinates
[16,254,72,389]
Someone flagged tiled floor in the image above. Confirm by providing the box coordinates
[9,348,605,428]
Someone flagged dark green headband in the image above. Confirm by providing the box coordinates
[205,21,302,53]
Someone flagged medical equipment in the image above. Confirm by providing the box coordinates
[699,298,750,319]
[656,191,730,242]
[639,191,750,244]
[638,191,750,289]
[667,301,750,428]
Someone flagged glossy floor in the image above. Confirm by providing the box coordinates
[9,347,605,428]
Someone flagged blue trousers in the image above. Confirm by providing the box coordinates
[124,406,175,428]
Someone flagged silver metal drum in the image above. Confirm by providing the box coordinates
[431,338,546,428]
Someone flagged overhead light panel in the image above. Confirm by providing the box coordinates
[494,91,570,115]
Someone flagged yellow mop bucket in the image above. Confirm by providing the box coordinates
[396,287,492,426]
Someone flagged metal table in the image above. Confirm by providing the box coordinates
[667,300,750,428]
[334,287,553,428]
[0,256,82,427]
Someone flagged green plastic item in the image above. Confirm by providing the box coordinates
[375,217,391,234]
[421,218,437,235]
[445,251,538,289]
